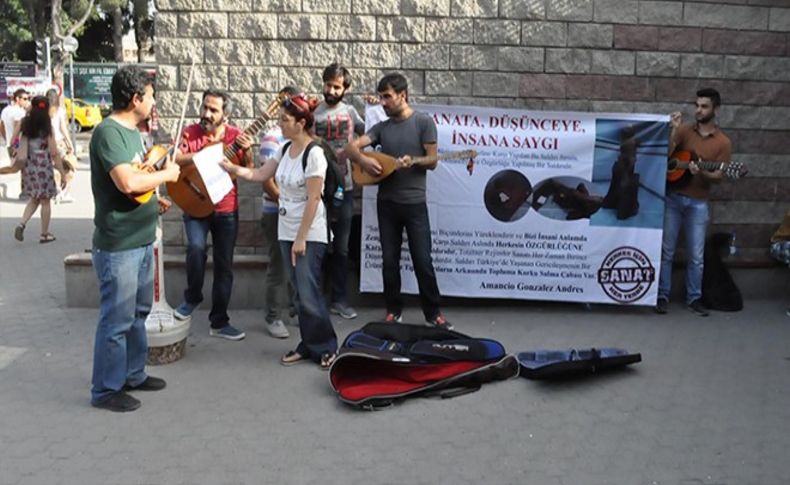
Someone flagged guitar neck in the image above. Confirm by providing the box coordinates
[411,151,472,166]
[674,160,727,170]
[223,113,274,159]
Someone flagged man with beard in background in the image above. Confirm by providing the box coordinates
[312,63,366,321]
[172,90,254,340]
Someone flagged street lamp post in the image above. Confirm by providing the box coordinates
[61,36,79,152]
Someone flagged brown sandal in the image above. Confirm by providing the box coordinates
[39,233,56,244]
[280,350,307,366]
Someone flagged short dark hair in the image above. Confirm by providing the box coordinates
[111,66,153,111]
[279,85,299,96]
[13,88,28,101]
[377,73,408,94]
[202,89,233,117]
[696,88,721,108]
[323,63,351,89]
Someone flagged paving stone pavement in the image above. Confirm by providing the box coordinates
[1,151,790,485]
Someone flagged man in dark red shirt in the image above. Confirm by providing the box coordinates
[173,90,253,340]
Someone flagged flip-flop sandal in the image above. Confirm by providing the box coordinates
[280,350,307,367]
[39,233,56,244]
[319,352,337,370]
[14,223,25,241]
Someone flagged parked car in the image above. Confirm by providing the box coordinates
[63,98,103,131]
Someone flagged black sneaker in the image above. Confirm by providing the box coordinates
[688,299,709,317]
[123,376,166,392]
[655,298,669,314]
[92,391,141,412]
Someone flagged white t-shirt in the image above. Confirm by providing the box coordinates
[1,105,26,146]
[51,107,67,142]
[275,144,328,243]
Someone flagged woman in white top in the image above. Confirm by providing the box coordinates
[222,93,337,369]
[46,89,76,202]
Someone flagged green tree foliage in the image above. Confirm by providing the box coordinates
[0,0,33,60]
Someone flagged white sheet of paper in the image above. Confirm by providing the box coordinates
[192,143,233,204]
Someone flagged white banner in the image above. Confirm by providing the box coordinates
[361,104,670,306]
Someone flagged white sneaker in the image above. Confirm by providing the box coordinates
[265,319,290,339]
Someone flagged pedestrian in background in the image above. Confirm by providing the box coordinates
[2,96,66,243]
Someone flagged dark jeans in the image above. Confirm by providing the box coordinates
[377,200,441,320]
[280,240,337,362]
[329,193,353,305]
[183,211,238,329]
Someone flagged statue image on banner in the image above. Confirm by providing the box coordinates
[591,120,670,229]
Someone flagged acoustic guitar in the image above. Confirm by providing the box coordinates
[129,145,176,205]
[352,149,477,186]
[667,149,748,188]
[166,95,284,218]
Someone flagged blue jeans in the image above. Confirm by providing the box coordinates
[329,193,353,305]
[91,244,153,402]
[280,240,337,362]
[183,212,238,328]
[377,200,441,320]
[658,193,709,304]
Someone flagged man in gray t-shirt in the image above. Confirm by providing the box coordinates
[366,111,437,204]
[313,63,366,321]
[346,72,451,330]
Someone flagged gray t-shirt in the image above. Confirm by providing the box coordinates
[366,111,437,204]
[313,101,365,189]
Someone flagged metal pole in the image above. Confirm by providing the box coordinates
[68,54,76,152]
[45,37,51,82]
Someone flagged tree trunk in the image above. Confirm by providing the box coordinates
[51,0,64,86]
[133,0,152,62]
[112,6,124,62]
[136,20,152,63]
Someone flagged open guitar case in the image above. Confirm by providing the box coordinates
[329,322,519,410]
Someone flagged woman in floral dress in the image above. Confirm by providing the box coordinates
[10,95,65,243]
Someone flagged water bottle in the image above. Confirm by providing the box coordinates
[729,232,737,256]
[332,185,344,208]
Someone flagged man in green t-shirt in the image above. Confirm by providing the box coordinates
[89,66,180,412]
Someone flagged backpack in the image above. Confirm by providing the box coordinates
[329,322,520,410]
[701,232,743,311]
[280,139,346,247]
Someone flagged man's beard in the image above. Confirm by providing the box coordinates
[200,117,221,132]
[383,104,401,117]
[696,112,715,124]
[323,91,344,106]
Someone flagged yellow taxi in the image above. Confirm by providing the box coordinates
[63,98,103,130]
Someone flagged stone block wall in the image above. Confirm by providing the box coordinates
[154,0,790,263]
